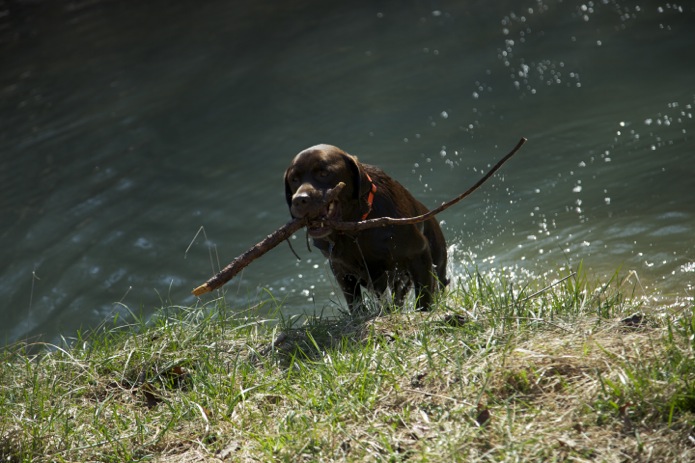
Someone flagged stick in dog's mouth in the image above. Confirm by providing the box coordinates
[307,200,342,238]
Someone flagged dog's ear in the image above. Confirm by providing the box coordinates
[284,168,293,208]
[340,152,371,201]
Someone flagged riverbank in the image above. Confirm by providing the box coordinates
[1,267,693,462]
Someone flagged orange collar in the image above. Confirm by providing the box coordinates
[361,173,377,220]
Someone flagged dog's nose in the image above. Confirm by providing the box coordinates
[291,192,313,218]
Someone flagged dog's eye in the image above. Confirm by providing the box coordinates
[318,169,330,178]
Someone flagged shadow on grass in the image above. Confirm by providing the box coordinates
[254,295,448,366]
[259,309,382,365]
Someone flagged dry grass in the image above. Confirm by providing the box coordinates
[1,268,693,462]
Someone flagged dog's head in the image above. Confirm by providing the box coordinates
[284,144,373,238]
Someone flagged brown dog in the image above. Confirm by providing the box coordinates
[284,144,448,312]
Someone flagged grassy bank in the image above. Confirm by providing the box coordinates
[1,267,694,462]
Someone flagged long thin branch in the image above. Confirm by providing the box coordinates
[192,137,526,296]
[192,182,345,296]
[313,137,527,231]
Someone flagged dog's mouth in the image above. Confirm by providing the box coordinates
[307,200,341,239]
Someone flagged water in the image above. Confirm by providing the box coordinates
[1,0,693,345]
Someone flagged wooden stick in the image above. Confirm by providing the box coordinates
[314,137,527,231]
[191,182,345,296]
[192,138,526,296]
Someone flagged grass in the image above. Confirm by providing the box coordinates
[1,266,694,462]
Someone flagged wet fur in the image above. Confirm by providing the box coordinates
[284,144,448,312]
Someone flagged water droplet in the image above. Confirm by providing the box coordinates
[134,237,152,249]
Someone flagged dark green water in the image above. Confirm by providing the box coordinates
[1,0,693,344]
